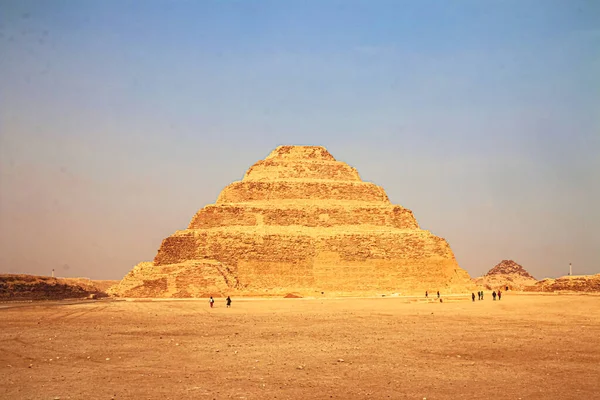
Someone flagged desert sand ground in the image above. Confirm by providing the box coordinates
[1,294,599,399]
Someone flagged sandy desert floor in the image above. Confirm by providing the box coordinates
[1,294,599,400]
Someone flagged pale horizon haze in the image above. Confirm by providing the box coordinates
[1,1,599,280]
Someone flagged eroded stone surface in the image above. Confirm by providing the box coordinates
[474,260,538,290]
[1,275,117,300]
[523,274,600,293]
[112,145,474,297]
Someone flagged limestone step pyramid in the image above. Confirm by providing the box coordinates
[111,145,474,297]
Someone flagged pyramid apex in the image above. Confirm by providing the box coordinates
[266,145,336,161]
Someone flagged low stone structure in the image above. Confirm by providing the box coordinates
[523,274,600,293]
[0,274,116,300]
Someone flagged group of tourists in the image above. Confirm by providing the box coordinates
[215,290,502,307]
[425,290,444,303]
[209,296,232,308]
[469,290,502,302]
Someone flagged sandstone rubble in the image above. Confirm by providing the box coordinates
[523,274,600,293]
[0,274,117,300]
[474,260,537,291]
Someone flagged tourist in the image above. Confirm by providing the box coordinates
[498,290,502,301]
[492,291,497,301]
[425,291,428,298]
[481,291,484,300]
[209,296,215,308]
[437,291,440,299]
[477,291,481,300]
[226,296,232,308]
[471,293,475,302]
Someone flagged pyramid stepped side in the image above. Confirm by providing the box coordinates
[244,146,360,182]
[216,181,390,204]
[114,145,474,297]
[244,159,361,182]
[265,145,337,161]
[151,230,470,294]
[188,205,418,230]
[154,229,444,267]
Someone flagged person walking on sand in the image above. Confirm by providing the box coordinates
[472,293,475,302]
[437,291,440,299]
[209,296,215,308]
[497,290,502,301]
[226,296,232,308]
[477,291,481,300]
[425,291,428,298]
[492,291,497,301]
[481,291,484,300]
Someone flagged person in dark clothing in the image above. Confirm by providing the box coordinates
[477,291,481,300]
[492,291,497,301]
[437,291,440,299]
[481,291,484,300]
[472,293,475,302]
[497,290,502,300]
[425,291,428,298]
[226,296,232,308]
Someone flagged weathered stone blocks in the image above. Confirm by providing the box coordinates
[112,145,474,297]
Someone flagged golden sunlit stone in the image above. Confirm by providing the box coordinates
[111,145,474,297]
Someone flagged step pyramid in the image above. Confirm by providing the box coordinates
[111,146,474,297]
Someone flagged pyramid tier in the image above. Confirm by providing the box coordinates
[265,145,336,161]
[151,229,470,293]
[216,181,390,204]
[243,159,361,182]
[155,228,454,266]
[188,204,418,230]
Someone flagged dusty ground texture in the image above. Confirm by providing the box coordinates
[1,294,599,399]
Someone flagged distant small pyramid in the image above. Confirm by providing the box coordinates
[485,260,536,280]
[474,260,537,291]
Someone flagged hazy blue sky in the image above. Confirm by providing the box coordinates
[1,0,598,280]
